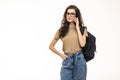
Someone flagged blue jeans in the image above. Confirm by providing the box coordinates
[60,51,87,80]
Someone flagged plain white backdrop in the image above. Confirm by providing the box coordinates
[0,0,120,80]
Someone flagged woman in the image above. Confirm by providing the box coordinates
[49,5,88,80]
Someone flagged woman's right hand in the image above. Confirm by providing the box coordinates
[60,54,68,60]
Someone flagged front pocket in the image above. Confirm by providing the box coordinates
[62,57,72,65]
[61,56,73,69]
[77,53,86,60]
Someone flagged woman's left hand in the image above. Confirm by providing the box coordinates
[74,17,80,30]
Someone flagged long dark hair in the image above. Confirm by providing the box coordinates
[59,5,84,38]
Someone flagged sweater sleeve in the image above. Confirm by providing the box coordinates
[83,28,88,37]
[54,29,60,40]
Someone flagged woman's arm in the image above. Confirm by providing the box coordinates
[75,18,87,47]
[49,38,68,60]
[76,28,87,47]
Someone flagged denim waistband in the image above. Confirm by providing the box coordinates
[64,50,82,56]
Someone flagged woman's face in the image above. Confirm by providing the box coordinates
[66,9,76,23]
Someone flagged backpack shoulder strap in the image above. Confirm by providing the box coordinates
[80,26,87,35]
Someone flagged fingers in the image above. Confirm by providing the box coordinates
[63,54,68,60]
[62,54,68,60]
[65,54,68,59]
[74,17,77,22]
[74,18,79,23]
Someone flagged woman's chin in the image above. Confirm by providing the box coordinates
[67,20,74,23]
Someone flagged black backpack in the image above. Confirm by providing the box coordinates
[80,26,96,62]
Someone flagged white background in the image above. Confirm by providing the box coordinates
[0,0,120,80]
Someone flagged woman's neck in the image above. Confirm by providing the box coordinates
[69,22,75,28]
[69,22,75,25]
